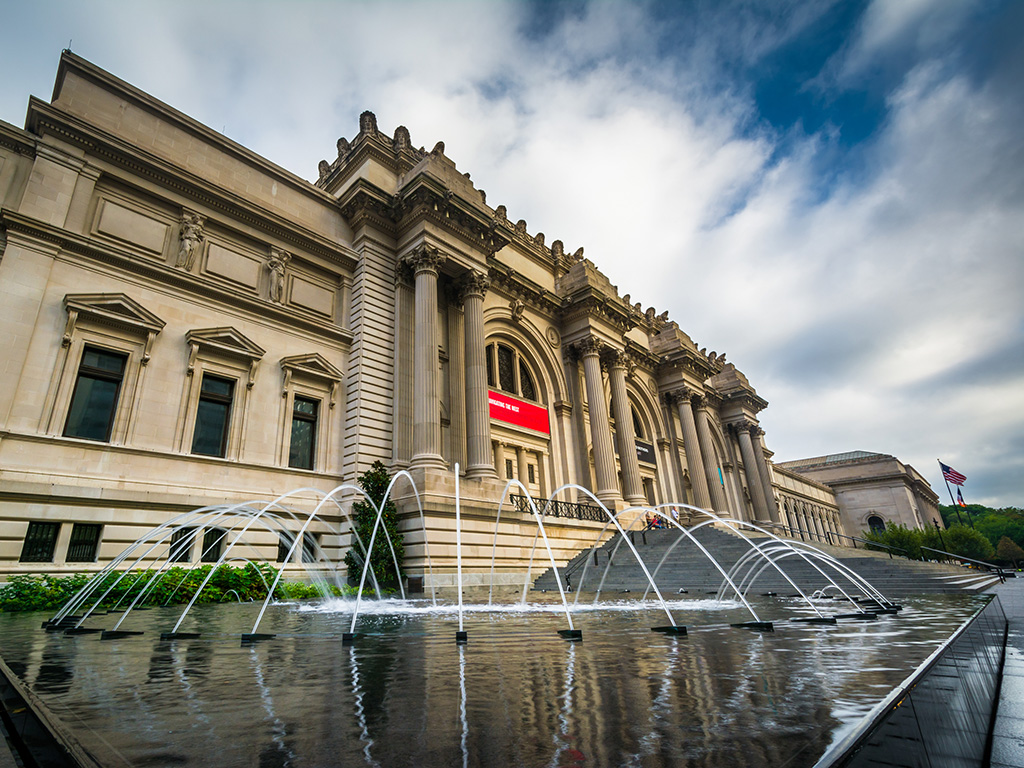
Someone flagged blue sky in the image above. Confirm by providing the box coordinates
[1,0,1021,508]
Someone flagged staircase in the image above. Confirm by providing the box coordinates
[531,526,1004,598]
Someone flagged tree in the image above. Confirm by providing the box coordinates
[941,524,996,562]
[996,536,1024,568]
[344,461,405,587]
[863,522,923,560]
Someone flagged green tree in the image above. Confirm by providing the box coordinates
[344,461,405,587]
[996,536,1024,568]
[940,524,996,562]
[863,522,923,560]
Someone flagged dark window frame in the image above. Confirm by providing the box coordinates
[19,522,62,563]
[201,527,226,563]
[288,395,319,470]
[169,527,195,563]
[63,346,128,442]
[66,523,103,563]
[191,374,235,457]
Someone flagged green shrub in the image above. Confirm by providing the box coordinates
[344,461,405,585]
[0,563,355,613]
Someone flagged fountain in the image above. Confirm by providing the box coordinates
[1,466,995,767]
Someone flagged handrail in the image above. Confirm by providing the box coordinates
[920,547,1007,582]
[838,533,912,559]
[507,494,605,522]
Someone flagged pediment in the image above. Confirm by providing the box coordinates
[280,353,344,382]
[185,327,265,360]
[63,293,166,334]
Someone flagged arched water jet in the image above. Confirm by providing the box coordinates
[519,484,684,633]
[492,479,580,639]
[635,512,827,620]
[347,468,435,643]
[724,544,859,610]
[556,495,761,628]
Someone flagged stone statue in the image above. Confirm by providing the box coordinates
[318,160,330,180]
[571,247,584,262]
[336,137,350,157]
[267,248,291,304]
[551,240,564,259]
[431,141,445,155]
[534,232,545,247]
[176,211,205,270]
[510,298,525,322]
[515,219,528,236]
[359,110,378,134]
[393,125,411,153]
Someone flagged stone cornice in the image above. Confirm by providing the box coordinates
[559,287,637,334]
[486,260,562,316]
[26,100,357,272]
[393,174,510,255]
[0,119,36,157]
[1,209,353,346]
[656,347,717,380]
[336,178,398,236]
[318,115,424,192]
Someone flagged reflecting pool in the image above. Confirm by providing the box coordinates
[0,593,986,767]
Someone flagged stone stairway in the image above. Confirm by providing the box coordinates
[531,526,1004,598]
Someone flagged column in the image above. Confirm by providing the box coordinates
[751,427,780,523]
[672,391,712,511]
[579,337,620,505]
[493,440,504,477]
[694,397,728,514]
[607,351,645,505]
[461,271,495,478]
[516,446,528,488]
[536,450,547,498]
[406,246,446,469]
[734,422,771,522]
[447,288,466,472]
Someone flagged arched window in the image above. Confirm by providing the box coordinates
[631,405,644,439]
[867,515,885,534]
[486,342,539,402]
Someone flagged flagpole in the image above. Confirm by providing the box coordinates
[938,459,965,526]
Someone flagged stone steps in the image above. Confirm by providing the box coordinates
[532,526,1000,598]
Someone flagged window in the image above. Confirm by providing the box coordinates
[191,375,235,457]
[505,458,514,479]
[63,348,128,441]
[20,522,61,563]
[301,532,319,564]
[528,464,536,484]
[289,396,319,470]
[66,523,102,563]
[867,515,885,534]
[631,406,645,440]
[277,532,296,563]
[169,527,195,563]
[201,528,226,563]
[486,342,539,402]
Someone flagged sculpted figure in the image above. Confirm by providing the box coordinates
[571,247,584,262]
[267,248,291,304]
[318,160,330,180]
[337,137,350,157]
[359,110,378,134]
[176,211,205,270]
[393,125,411,152]
[510,298,525,322]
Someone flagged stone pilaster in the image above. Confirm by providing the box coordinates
[446,287,466,472]
[751,426,780,523]
[405,246,446,469]
[578,337,620,506]
[608,351,645,505]
[461,271,496,478]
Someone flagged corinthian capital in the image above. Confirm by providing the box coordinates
[459,270,490,301]
[577,336,605,358]
[402,245,446,275]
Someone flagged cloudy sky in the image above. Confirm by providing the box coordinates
[1,0,1021,508]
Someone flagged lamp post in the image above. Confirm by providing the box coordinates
[933,519,948,554]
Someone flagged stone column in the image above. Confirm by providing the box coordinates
[607,351,645,505]
[391,265,414,468]
[579,337,620,505]
[461,271,495,478]
[406,246,446,469]
[734,422,771,522]
[516,446,528,488]
[672,391,712,511]
[447,288,466,472]
[537,451,547,497]
[751,427,780,523]
[694,397,728,514]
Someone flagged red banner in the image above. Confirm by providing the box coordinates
[488,390,550,434]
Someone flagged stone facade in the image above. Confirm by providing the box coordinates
[0,53,849,581]
[776,451,942,537]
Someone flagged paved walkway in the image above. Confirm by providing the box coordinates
[990,576,1024,768]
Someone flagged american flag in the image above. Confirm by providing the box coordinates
[940,461,967,486]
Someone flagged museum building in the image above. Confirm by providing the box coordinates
[0,52,875,581]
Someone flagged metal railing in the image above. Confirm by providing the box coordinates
[921,547,1007,583]
[507,494,606,523]
[760,523,913,559]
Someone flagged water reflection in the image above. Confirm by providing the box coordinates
[0,594,988,767]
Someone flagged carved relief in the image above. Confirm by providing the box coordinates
[459,270,490,301]
[545,326,561,348]
[176,210,205,270]
[571,247,585,263]
[267,247,291,304]
[402,244,446,275]
[509,298,525,322]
